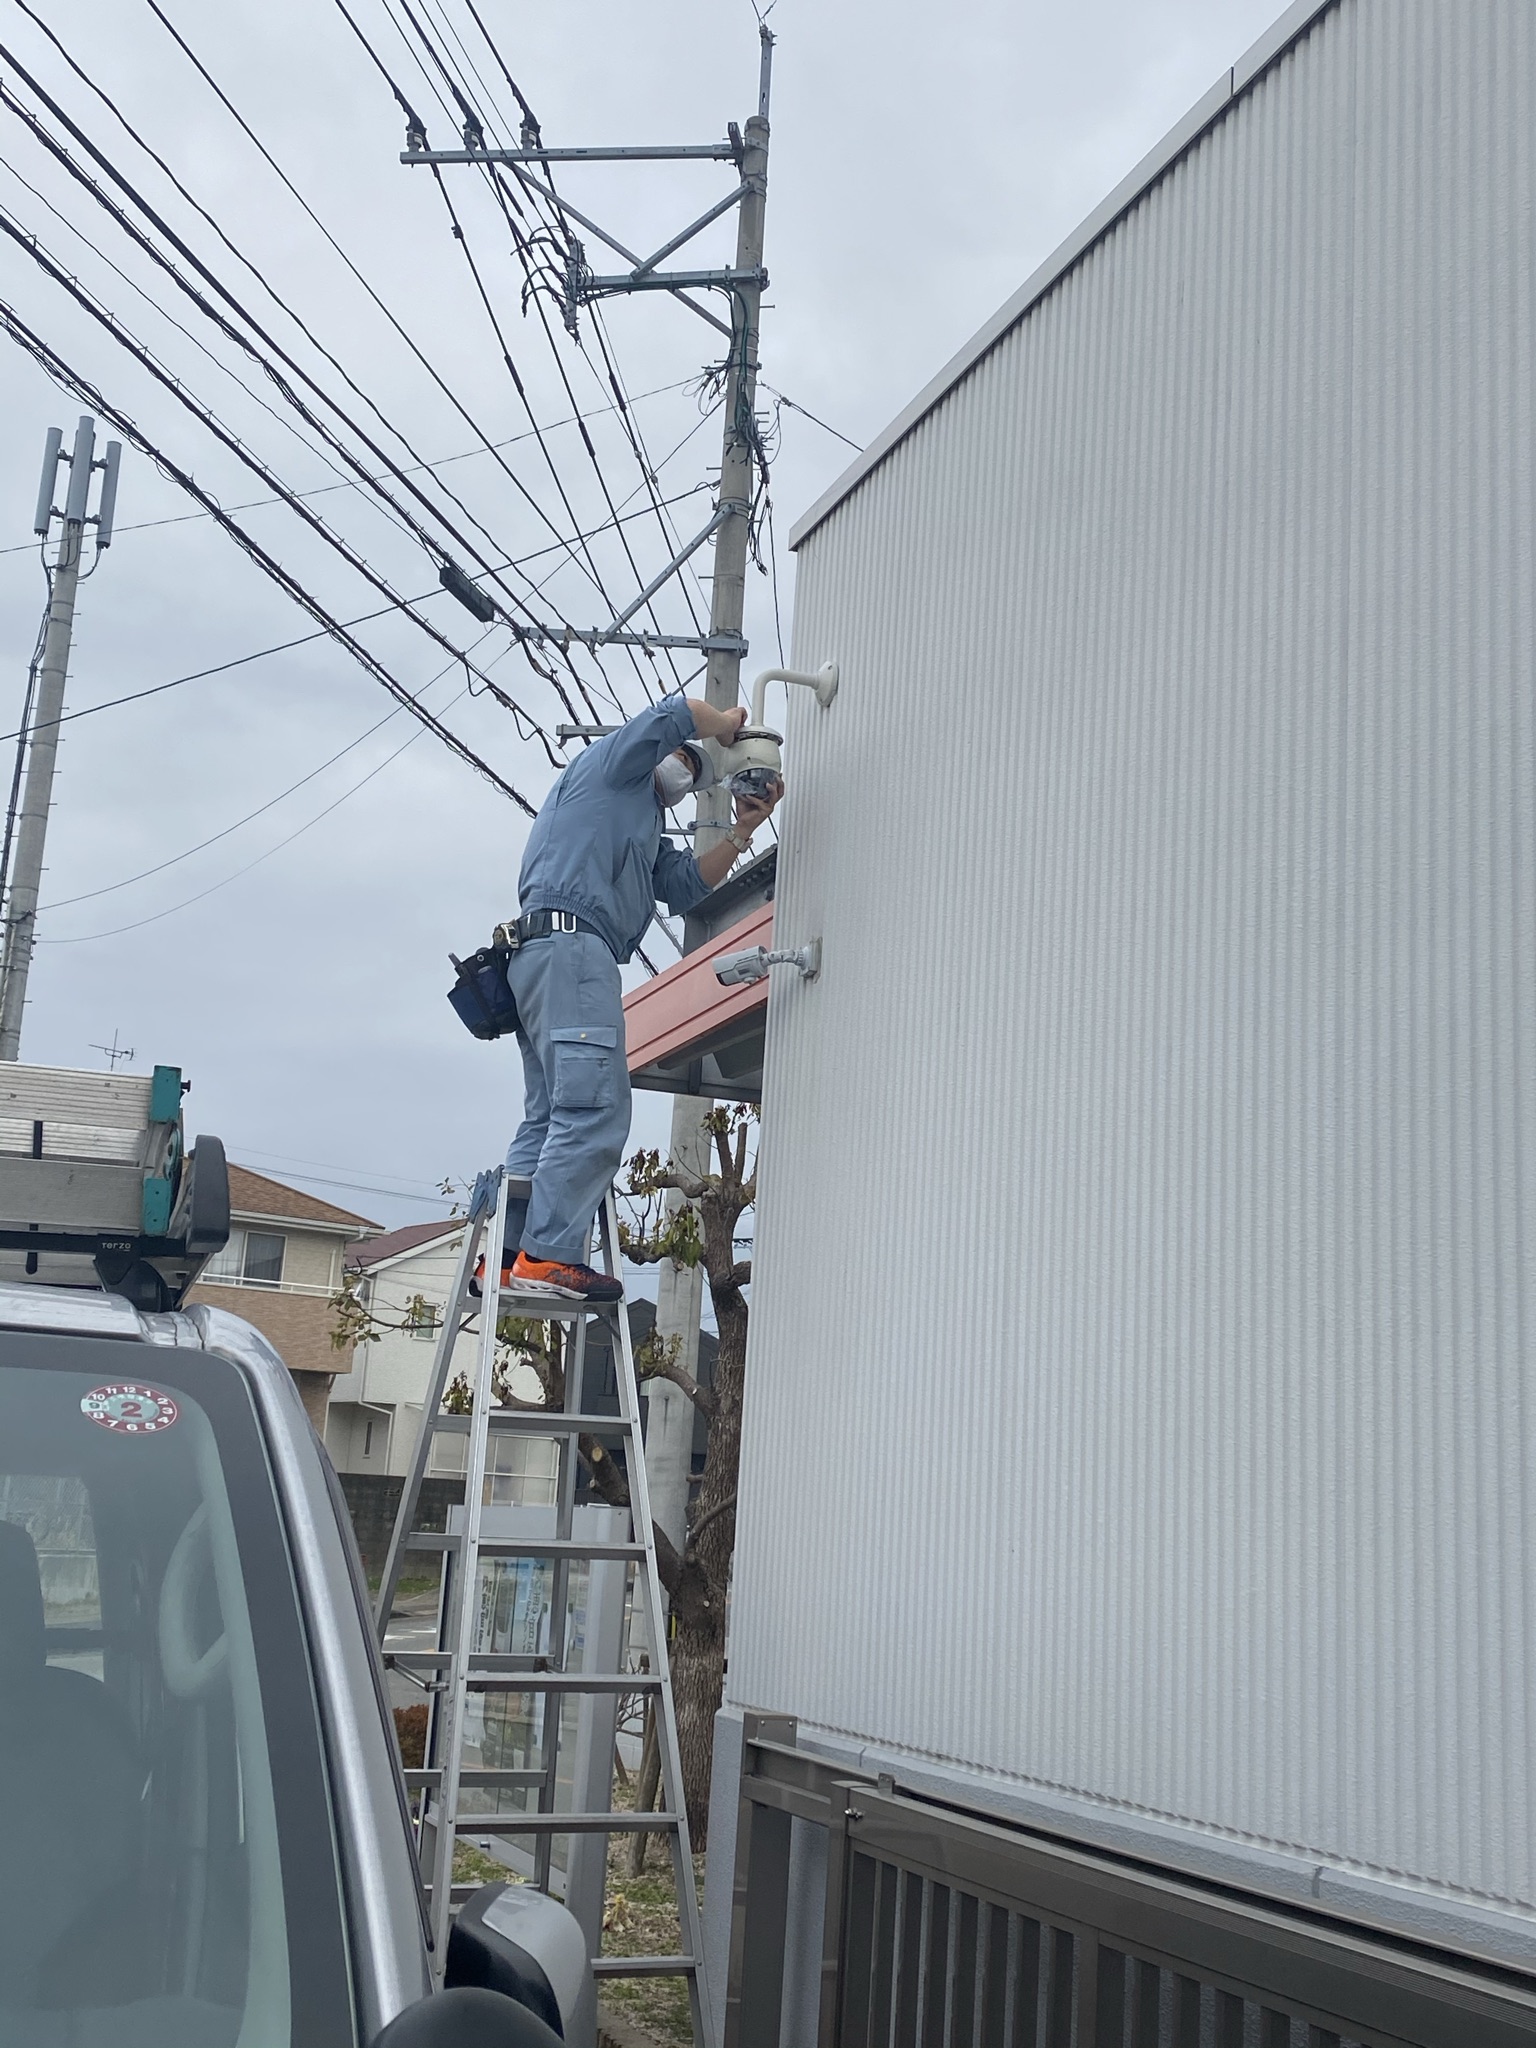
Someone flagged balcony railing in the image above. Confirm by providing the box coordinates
[196,1273,337,1300]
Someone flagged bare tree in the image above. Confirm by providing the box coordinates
[579,1104,755,1845]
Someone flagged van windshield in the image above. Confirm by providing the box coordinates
[0,1331,353,2048]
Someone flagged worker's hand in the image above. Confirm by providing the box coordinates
[687,699,749,745]
[733,774,783,833]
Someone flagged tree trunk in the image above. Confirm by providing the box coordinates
[626,1699,660,1877]
[669,1587,727,1845]
[667,1261,746,1845]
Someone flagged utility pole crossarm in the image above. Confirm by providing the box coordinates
[401,142,737,165]
[583,266,766,297]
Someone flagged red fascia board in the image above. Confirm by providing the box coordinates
[624,902,773,1072]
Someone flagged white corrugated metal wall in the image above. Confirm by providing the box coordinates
[730,0,1536,1916]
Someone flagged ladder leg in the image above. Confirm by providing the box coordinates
[533,1306,590,1893]
[373,1168,500,1642]
[425,1168,514,1974]
[601,1191,714,2048]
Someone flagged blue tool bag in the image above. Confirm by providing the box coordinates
[448,943,519,1041]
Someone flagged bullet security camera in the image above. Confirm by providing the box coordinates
[713,940,821,986]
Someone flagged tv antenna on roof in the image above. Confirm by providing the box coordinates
[90,1029,135,1071]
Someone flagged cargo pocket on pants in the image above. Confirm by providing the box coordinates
[551,1025,619,1111]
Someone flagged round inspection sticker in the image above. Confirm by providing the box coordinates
[81,1383,180,1435]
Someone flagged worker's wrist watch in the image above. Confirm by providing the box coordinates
[724,826,753,855]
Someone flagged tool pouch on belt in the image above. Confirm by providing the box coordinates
[447,940,519,1041]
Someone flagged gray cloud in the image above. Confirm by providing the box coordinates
[0,0,1283,1223]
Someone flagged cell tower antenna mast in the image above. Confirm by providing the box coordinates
[0,418,122,1060]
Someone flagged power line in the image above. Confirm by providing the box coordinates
[0,203,560,748]
[0,378,695,557]
[39,633,498,912]
[231,1154,460,1208]
[0,482,713,750]
[0,49,603,674]
[0,155,381,506]
[362,0,694,709]
[124,0,628,688]
[761,380,861,451]
[0,299,537,807]
[11,0,578,629]
[39,683,471,945]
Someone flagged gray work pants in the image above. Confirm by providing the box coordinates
[504,930,631,1264]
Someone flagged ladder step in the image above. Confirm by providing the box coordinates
[453,1811,683,1834]
[592,1956,699,1979]
[467,1671,661,1693]
[485,1289,620,1321]
[432,1410,632,1437]
[405,1767,548,1790]
[405,1534,646,1562]
[479,1539,646,1561]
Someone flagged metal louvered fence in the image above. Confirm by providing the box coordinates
[722,1717,1536,2048]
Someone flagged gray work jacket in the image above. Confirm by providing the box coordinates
[516,695,710,963]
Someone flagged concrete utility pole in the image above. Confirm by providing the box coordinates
[644,32,773,1564]
[0,418,120,1060]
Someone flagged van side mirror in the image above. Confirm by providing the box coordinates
[448,1883,597,2046]
[371,1984,563,2045]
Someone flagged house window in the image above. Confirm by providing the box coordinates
[404,1300,441,1340]
[200,1232,243,1283]
[241,1233,286,1287]
[199,1230,287,1288]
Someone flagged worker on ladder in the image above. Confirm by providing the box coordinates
[497,694,780,1302]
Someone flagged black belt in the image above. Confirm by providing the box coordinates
[511,909,609,948]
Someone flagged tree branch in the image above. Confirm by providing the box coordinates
[729,1259,752,1289]
[685,1493,737,1554]
[651,1522,683,1597]
[638,1350,718,1419]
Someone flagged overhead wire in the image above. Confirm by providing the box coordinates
[103,0,640,719]
[0,299,538,807]
[39,685,472,945]
[456,35,717,671]
[0,376,698,557]
[0,44,603,712]
[459,0,718,636]
[39,631,499,912]
[320,0,644,680]
[14,0,599,681]
[368,0,689,709]
[0,483,715,752]
[0,203,564,750]
[379,0,675,706]
[0,151,391,518]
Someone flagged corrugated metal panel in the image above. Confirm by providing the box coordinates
[731,0,1536,1917]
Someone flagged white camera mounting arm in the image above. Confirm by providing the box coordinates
[748,662,839,727]
[706,662,840,791]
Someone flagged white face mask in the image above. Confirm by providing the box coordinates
[653,751,698,806]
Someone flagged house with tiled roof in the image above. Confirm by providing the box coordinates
[185,1164,380,1428]
[325,1217,475,1478]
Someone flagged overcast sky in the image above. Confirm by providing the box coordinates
[0,0,1285,1229]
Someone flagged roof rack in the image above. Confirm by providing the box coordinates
[0,1062,229,1311]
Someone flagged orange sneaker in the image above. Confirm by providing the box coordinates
[469,1246,519,1298]
[510,1250,623,1303]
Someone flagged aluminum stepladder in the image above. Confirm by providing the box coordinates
[374,1166,712,2047]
